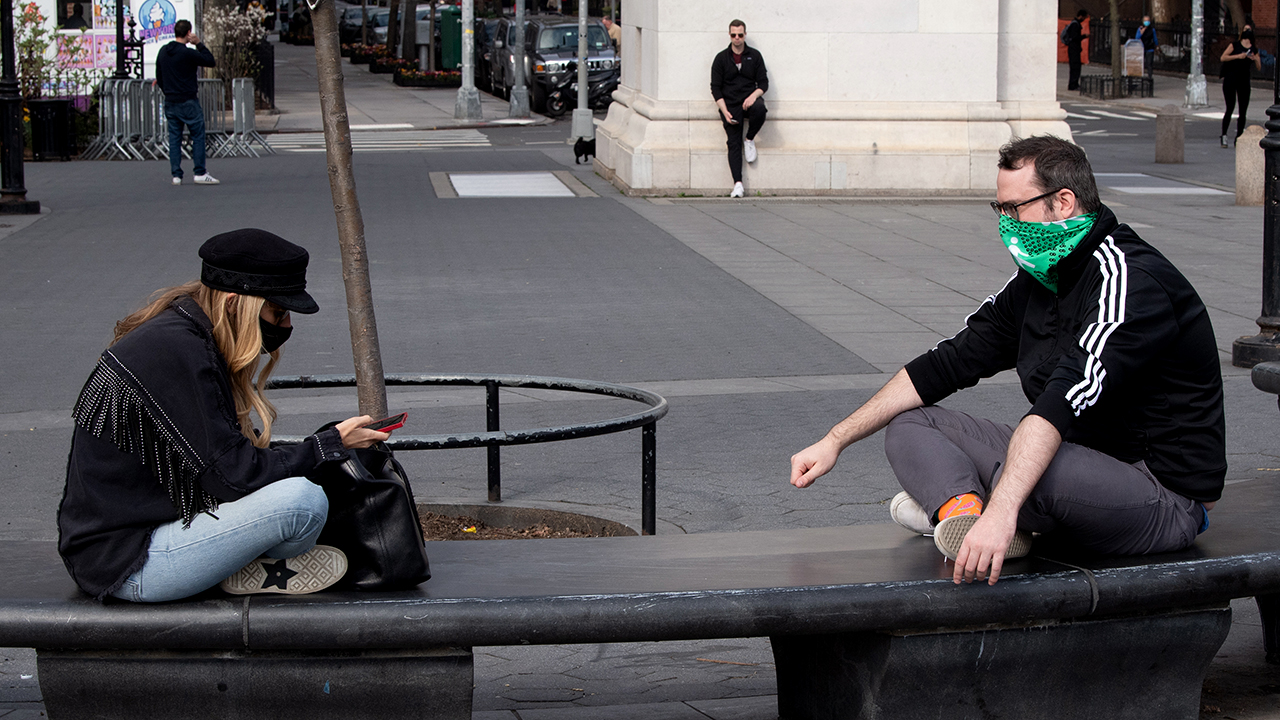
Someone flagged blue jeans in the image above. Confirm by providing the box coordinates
[165,98,207,178]
[110,477,328,603]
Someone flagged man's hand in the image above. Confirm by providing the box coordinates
[721,107,738,124]
[742,95,755,110]
[951,510,1019,585]
[790,437,840,488]
[186,32,200,44]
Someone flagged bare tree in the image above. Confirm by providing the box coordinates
[308,0,390,420]
[400,0,418,62]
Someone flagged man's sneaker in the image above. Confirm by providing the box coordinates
[889,491,934,535]
[172,176,182,185]
[730,181,745,198]
[219,545,347,595]
[194,173,220,185]
[1221,135,1230,148]
[744,138,757,163]
[933,514,1032,562]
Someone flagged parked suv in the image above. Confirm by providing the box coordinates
[489,14,618,112]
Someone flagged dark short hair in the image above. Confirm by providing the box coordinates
[997,136,1101,214]
[729,19,745,31]
[174,19,192,38]
[1076,9,1089,18]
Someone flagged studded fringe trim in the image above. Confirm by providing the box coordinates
[72,355,219,528]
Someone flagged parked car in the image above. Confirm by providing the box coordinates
[338,5,372,44]
[370,5,432,46]
[489,14,618,112]
[475,18,500,91]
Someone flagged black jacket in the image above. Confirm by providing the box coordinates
[58,296,348,600]
[904,205,1226,502]
[710,44,768,106]
[155,40,216,103]
[1064,19,1087,52]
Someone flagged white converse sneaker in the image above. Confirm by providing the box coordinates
[194,173,220,185]
[172,176,182,185]
[219,545,348,595]
[932,514,1032,562]
[889,491,934,535]
[730,181,744,198]
[743,138,757,163]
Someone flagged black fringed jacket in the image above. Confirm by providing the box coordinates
[58,296,348,600]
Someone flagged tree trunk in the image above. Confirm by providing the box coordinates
[401,0,418,62]
[1110,0,1121,82]
[1152,0,1171,25]
[308,0,389,420]
[387,0,401,55]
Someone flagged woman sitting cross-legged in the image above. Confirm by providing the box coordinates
[58,229,388,602]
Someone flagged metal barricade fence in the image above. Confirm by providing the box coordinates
[83,78,270,161]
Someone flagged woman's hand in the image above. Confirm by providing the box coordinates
[336,415,390,449]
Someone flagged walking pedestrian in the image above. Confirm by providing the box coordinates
[1220,25,1261,148]
[1063,10,1088,91]
[710,19,768,199]
[156,20,219,185]
[1135,15,1157,75]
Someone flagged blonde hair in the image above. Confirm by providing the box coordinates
[114,281,280,448]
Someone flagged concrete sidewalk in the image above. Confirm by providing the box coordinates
[260,37,548,132]
[0,42,1277,720]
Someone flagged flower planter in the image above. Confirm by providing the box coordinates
[393,72,462,88]
[370,59,413,75]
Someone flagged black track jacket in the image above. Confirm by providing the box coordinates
[710,43,768,106]
[904,205,1226,502]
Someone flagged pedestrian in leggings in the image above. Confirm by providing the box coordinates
[1220,26,1261,148]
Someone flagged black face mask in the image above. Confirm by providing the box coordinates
[259,317,293,354]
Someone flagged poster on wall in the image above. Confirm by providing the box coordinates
[41,0,193,76]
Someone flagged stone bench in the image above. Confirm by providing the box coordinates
[5,478,1280,720]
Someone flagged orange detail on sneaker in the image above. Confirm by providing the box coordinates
[937,492,984,521]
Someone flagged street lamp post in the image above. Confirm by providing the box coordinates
[1233,1,1280,366]
[508,0,528,117]
[1186,0,1207,106]
[0,0,39,214]
[113,0,128,79]
[570,0,591,140]
[454,0,481,120]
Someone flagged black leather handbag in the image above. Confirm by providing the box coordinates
[309,441,432,591]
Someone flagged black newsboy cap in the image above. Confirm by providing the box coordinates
[199,229,319,314]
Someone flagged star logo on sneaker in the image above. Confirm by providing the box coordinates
[260,559,299,590]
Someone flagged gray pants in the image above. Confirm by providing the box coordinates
[883,406,1204,556]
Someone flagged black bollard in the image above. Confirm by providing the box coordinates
[0,0,38,215]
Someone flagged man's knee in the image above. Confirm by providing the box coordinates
[883,407,932,459]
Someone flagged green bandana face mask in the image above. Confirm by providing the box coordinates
[998,212,1097,292]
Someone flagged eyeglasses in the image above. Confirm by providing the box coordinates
[730,32,744,38]
[263,302,290,326]
[990,189,1060,220]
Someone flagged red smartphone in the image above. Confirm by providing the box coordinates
[363,412,407,433]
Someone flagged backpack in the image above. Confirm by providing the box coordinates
[1061,23,1072,45]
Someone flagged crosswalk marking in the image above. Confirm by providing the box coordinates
[269,129,491,153]
[1090,109,1148,121]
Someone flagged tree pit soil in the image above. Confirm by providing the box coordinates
[420,510,606,541]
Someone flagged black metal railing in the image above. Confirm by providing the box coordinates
[268,373,668,535]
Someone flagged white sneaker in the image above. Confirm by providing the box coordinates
[194,173,220,185]
[889,491,934,535]
[219,545,348,595]
[933,514,1033,562]
[730,181,744,198]
[743,138,757,163]
[172,176,182,185]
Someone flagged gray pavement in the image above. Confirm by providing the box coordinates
[1,45,1279,719]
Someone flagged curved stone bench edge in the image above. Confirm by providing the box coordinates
[6,553,1279,650]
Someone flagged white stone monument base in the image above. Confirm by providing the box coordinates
[594,92,1072,197]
